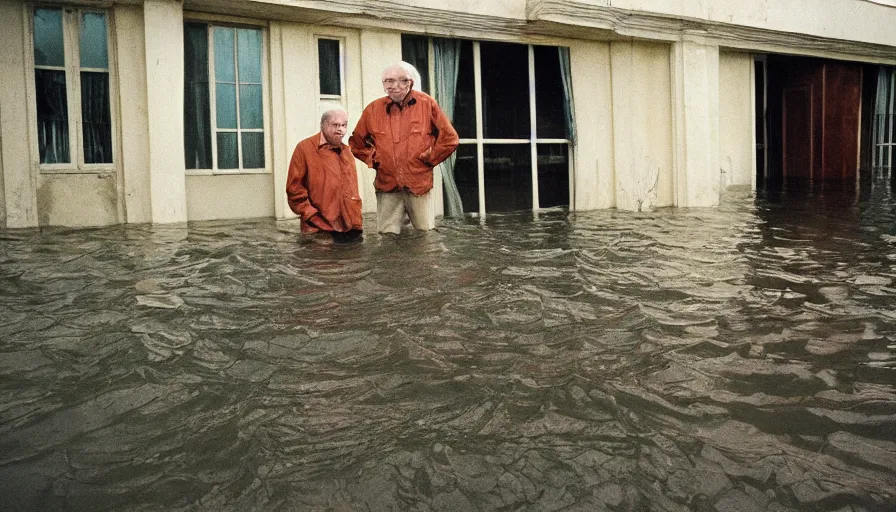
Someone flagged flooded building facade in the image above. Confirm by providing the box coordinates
[0,0,895,228]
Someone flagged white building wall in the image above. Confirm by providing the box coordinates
[115,4,153,225]
[610,41,674,211]
[719,52,755,188]
[186,174,274,220]
[144,0,187,224]
[0,0,38,228]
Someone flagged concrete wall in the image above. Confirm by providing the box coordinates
[719,52,755,188]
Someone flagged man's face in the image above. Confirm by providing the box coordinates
[321,112,348,146]
[382,66,413,103]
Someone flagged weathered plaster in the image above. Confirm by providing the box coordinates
[36,173,119,227]
[185,174,274,221]
[570,40,614,210]
[0,0,38,228]
[115,4,152,224]
[671,39,721,208]
[719,52,754,189]
[611,41,674,211]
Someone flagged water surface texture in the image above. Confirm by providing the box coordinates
[1,188,895,511]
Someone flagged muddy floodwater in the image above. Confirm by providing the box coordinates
[1,187,895,511]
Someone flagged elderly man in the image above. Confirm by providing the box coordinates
[287,109,363,243]
[349,61,459,234]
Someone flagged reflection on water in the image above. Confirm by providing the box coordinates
[1,186,895,511]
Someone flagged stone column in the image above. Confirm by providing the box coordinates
[0,0,39,228]
[144,0,187,223]
[671,38,721,207]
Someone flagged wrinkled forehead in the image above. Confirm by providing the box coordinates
[324,112,348,125]
[382,65,409,80]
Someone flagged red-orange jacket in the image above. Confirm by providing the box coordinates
[286,133,363,233]
[349,91,459,195]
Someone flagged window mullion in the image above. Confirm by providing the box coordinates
[528,44,538,211]
[209,27,219,171]
[234,32,242,170]
[473,41,485,217]
[66,10,83,168]
[888,70,895,176]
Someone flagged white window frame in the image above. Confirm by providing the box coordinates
[415,38,574,217]
[315,35,345,102]
[184,18,271,176]
[26,5,119,174]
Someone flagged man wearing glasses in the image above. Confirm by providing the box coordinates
[349,61,459,234]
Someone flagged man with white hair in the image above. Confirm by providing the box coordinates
[349,61,459,234]
[287,108,363,243]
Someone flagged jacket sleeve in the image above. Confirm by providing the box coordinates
[286,143,317,220]
[427,99,460,167]
[349,109,376,168]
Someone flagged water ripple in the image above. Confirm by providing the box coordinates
[1,187,896,510]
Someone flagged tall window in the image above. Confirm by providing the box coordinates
[872,67,895,174]
[32,8,113,167]
[402,35,573,215]
[184,23,266,171]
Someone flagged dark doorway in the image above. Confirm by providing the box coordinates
[763,55,863,192]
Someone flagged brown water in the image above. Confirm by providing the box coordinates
[1,187,895,511]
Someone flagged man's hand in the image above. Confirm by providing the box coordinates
[418,146,433,165]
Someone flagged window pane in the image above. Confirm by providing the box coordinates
[216,83,237,129]
[217,132,238,169]
[242,132,264,168]
[453,40,476,139]
[237,28,262,83]
[80,12,108,69]
[534,46,567,139]
[81,72,112,164]
[214,27,235,82]
[34,69,69,164]
[184,23,211,169]
[537,144,569,208]
[318,39,341,95]
[33,8,64,67]
[239,84,262,129]
[453,144,479,213]
[484,144,532,212]
[401,34,429,93]
[481,42,530,139]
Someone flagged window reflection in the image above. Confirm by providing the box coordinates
[453,144,479,213]
[537,144,569,208]
[484,144,532,212]
[481,42,530,139]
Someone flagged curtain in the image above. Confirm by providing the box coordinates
[872,67,893,170]
[35,69,69,164]
[558,46,577,146]
[81,71,112,164]
[184,23,212,169]
[432,37,463,218]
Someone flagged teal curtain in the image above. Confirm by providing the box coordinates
[558,46,576,145]
[433,37,463,218]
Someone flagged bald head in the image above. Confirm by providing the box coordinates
[320,109,348,146]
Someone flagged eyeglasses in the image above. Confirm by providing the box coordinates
[382,78,411,86]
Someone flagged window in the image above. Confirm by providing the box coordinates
[32,8,113,168]
[184,22,266,172]
[317,38,342,97]
[402,36,574,215]
[872,67,895,173]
